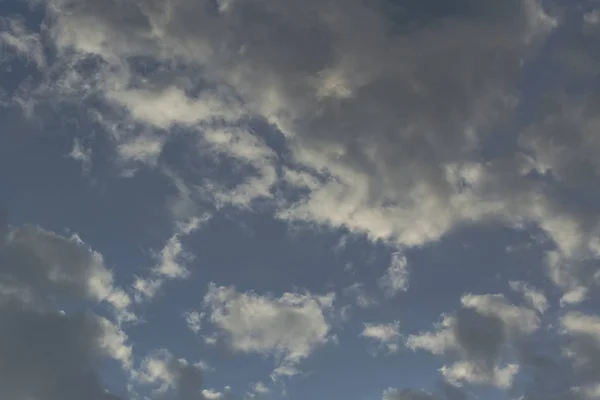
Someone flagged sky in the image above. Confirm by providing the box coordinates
[1,0,600,399]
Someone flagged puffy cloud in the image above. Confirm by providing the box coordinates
[135,349,205,400]
[3,0,600,398]
[1,224,133,320]
[407,292,541,390]
[4,0,596,306]
[560,287,589,307]
[460,293,541,336]
[440,361,519,389]
[361,321,402,354]
[0,222,133,400]
[406,314,458,356]
[202,283,335,378]
[9,0,551,227]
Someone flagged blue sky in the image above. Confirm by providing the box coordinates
[1,1,600,400]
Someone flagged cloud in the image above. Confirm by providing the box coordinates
[244,381,271,398]
[202,388,231,400]
[460,293,540,336]
[69,137,93,175]
[134,215,209,302]
[0,222,133,400]
[509,281,549,314]
[382,388,435,400]
[0,16,46,68]
[407,292,541,389]
[1,224,133,320]
[559,312,600,399]
[6,0,596,306]
[440,361,519,389]
[343,283,378,309]
[378,253,409,298]
[106,86,242,130]
[560,287,589,307]
[3,0,600,397]
[202,283,335,378]
[0,304,129,400]
[135,349,205,400]
[183,310,205,334]
[361,321,402,354]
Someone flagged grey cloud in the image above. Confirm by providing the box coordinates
[9,0,590,293]
[2,2,600,397]
[0,302,124,400]
[408,293,542,389]
[383,388,436,400]
[0,222,133,400]
[0,221,223,400]
[137,349,205,400]
[1,224,132,316]
[453,308,505,372]
[383,384,467,400]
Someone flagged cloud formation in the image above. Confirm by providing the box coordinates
[407,292,541,389]
[0,223,133,400]
[361,321,402,354]
[1,0,600,398]
[202,283,335,379]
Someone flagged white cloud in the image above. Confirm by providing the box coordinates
[134,215,208,302]
[460,293,540,336]
[252,381,270,395]
[378,253,409,298]
[107,86,243,129]
[117,134,165,166]
[440,361,519,389]
[406,315,457,356]
[135,349,205,400]
[560,287,589,307]
[361,321,402,354]
[509,281,548,314]
[202,388,225,399]
[96,316,133,369]
[203,283,334,378]
[560,312,600,344]
[183,310,204,334]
